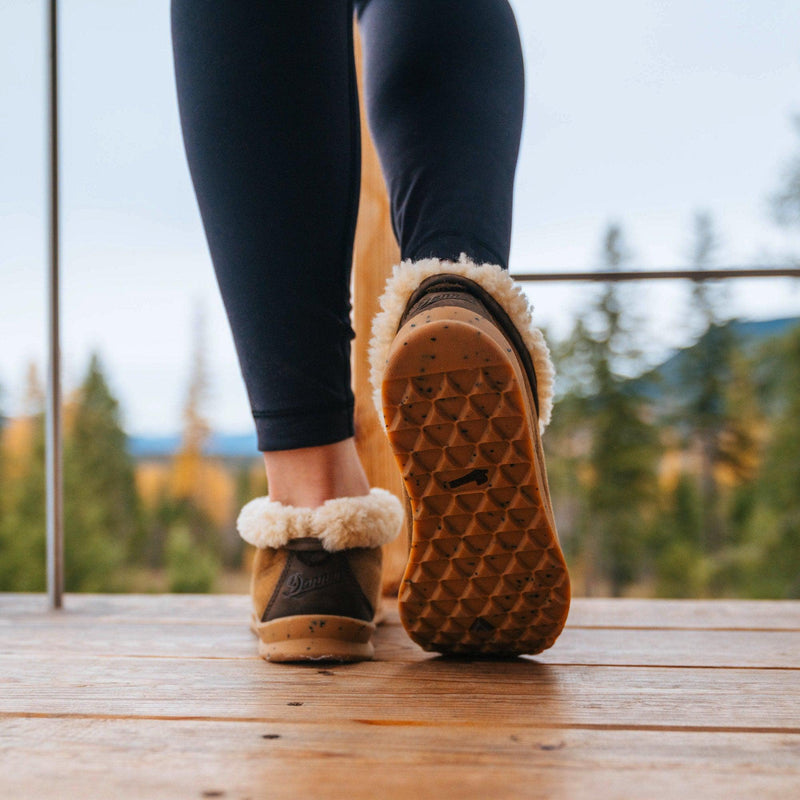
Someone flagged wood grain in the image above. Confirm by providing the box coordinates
[2,593,799,798]
[1,719,798,800]
[2,616,798,669]
[2,654,798,729]
[2,592,798,628]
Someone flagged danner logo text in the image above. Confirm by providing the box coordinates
[282,570,346,598]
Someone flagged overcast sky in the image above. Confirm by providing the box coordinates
[1,0,799,435]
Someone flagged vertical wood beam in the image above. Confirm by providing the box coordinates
[352,26,406,594]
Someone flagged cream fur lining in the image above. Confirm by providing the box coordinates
[368,255,554,431]
[237,488,403,552]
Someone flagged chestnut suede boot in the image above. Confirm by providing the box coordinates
[237,488,403,662]
[370,256,571,657]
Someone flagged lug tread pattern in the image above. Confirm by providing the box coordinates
[385,341,570,656]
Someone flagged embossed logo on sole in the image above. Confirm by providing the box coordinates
[444,468,489,490]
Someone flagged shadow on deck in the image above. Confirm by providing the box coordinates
[1,594,798,799]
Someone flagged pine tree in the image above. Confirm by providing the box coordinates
[649,472,710,597]
[742,324,800,597]
[172,305,212,500]
[675,213,759,560]
[62,353,141,591]
[0,363,47,590]
[733,113,800,596]
[555,224,661,595]
[154,306,221,591]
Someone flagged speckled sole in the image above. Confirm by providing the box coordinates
[383,304,570,656]
[250,613,375,663]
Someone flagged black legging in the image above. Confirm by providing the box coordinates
[171,0,524,451]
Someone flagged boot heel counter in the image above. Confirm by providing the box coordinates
[262,548,376,623]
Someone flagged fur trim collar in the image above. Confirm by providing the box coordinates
[237,488,403,552]
[368,255,554,431]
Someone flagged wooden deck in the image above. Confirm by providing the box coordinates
[1,594,798,799]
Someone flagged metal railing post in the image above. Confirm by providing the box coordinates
[46,0,63,609]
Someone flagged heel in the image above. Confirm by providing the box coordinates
[252,614,376,662]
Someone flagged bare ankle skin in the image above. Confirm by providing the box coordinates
[262,437,370,508]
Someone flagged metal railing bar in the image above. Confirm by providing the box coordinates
[511,267,800,283]
[46,0,63,610]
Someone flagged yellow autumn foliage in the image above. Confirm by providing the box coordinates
[134,451,236,528]
[1,416,36,479]
[135,461,171,508]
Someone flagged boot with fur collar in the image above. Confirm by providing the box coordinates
[237,488,403,662]
[369,256,571,656]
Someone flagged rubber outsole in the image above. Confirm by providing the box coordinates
[383,305,570,656]
[250,613,375,663]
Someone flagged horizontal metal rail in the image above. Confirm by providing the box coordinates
[512,266,800,283]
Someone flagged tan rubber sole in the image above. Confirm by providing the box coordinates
[250,613,375,663]
[383,305,571,656]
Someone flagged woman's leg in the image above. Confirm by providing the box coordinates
[259,439,368,509]
[172,0,368,506]
[356,0,525,269]
[172,0,524,507]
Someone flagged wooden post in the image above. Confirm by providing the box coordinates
[352,28,406,594]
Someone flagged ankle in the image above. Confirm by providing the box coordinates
[262,438,370,508]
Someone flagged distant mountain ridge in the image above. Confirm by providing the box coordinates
[646,316,800,391]
[128,431,258,459]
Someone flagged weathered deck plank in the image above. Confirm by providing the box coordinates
[1,594,798,799]
[2,614,799,668]
[3,593,798,629]
[2,657,798,729]
[1,719,799,800]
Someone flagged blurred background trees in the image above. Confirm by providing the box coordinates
[0,225,797,596]
[547,224,661,596]
[545,212,799,599]
[0,365,47,590]
[0,341,263,593]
